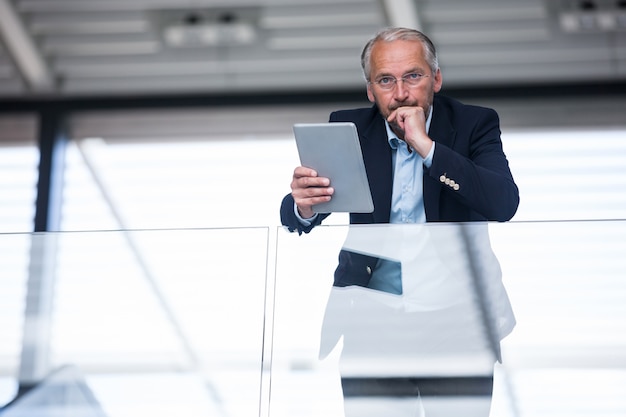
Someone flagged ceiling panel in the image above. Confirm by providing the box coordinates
[0,0,625,98]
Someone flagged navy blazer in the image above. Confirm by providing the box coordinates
[281,94,519,234]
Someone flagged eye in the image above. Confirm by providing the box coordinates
[377,76,394,85]
[404,73,422,81]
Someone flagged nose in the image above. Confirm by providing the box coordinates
[392,79,410,101]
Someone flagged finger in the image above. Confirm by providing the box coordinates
[294,187,334,205]
[293,165,318,178]
[387,112,406,137]
[292,172,333,194]
[291,175,331,196]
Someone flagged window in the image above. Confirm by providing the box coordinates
[0,114,38,232]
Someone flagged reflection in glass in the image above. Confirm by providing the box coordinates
[275,222,515,417]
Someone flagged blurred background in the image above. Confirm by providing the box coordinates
[1,0,626,96]
[1,0,625,416]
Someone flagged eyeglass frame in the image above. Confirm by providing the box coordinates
[368,72,430,90]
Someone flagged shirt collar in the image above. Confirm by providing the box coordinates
[386,106,433,149]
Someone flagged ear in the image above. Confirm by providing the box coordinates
[433,68,443,93]
[366,83,375,103]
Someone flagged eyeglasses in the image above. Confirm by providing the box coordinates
[370,72,429,90]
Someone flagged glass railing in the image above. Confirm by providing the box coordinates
[0,227,271,417]
[1,220,625,417]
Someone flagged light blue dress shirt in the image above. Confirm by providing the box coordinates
[386,114,435,224]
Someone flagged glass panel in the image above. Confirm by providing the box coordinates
[0,233,31,406]
[1,227,269,417]
[272,220,626,417]
[3,220,626,416]
[489,220,626,417]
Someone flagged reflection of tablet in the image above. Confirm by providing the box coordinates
[293,122,374,213]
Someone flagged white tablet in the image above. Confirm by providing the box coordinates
[293,122,374,213]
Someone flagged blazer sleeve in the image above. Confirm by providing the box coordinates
[280,193,329,234]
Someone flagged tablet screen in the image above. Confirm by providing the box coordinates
[293,122,374,213]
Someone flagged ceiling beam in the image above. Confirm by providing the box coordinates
[0,0,54,91]
[380,0,422,30]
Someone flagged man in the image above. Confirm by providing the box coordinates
[279,27,519,416]
[281,27,519,232]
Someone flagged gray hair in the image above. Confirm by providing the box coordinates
[360,27,439,81]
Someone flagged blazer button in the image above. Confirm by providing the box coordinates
[439,174,446,183]
[453,184,460,191]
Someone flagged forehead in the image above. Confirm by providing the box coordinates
[369,39,427,75]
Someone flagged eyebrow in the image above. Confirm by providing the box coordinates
[374,68,425,79]
[375,67,426,78]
